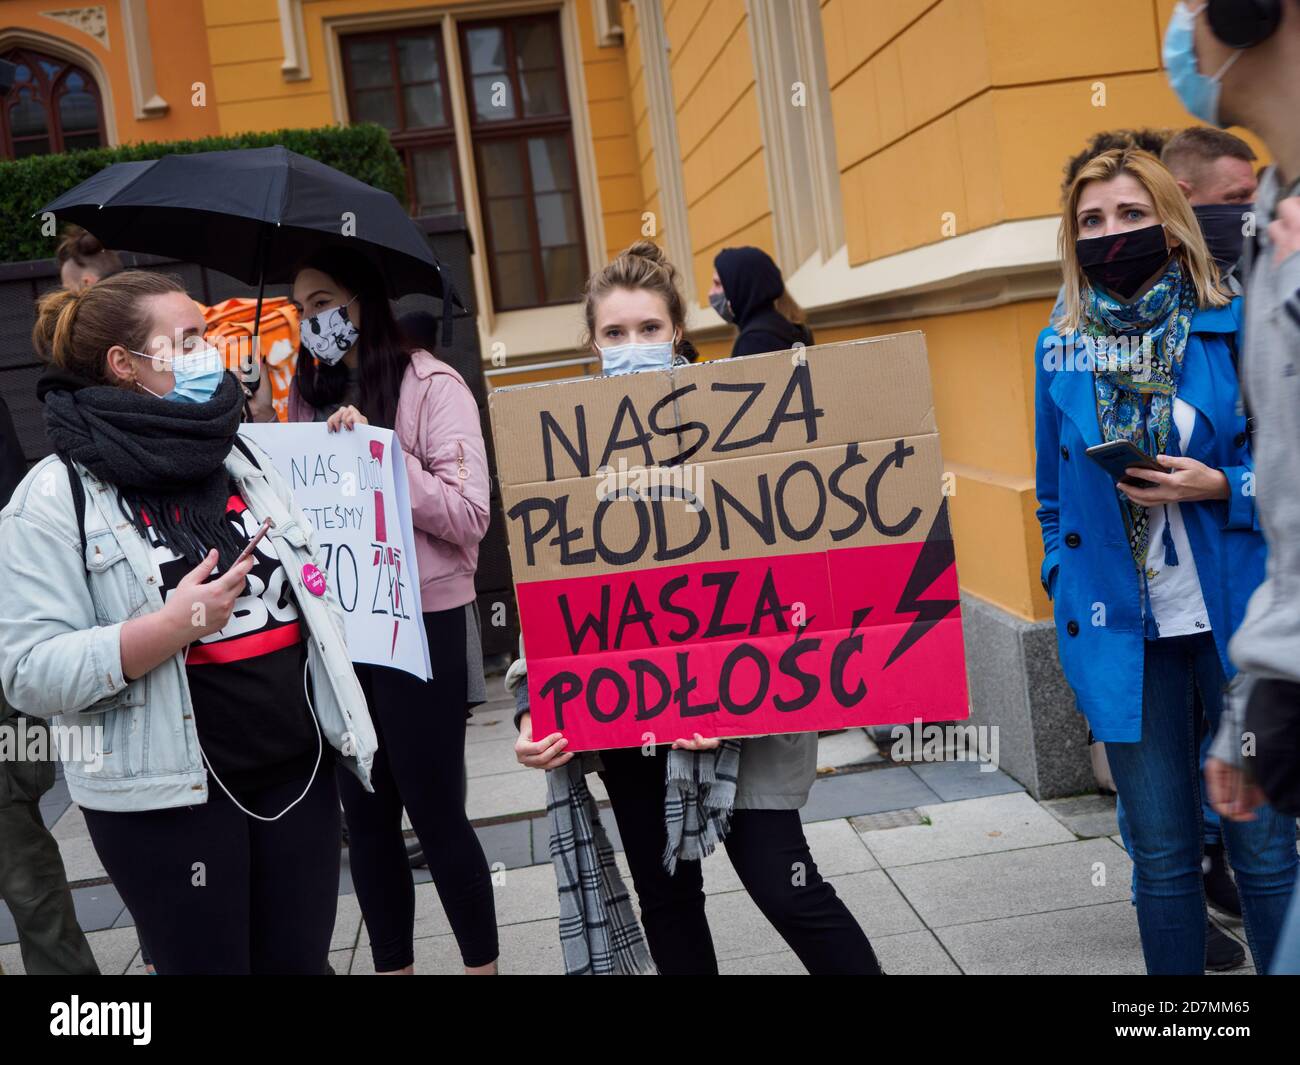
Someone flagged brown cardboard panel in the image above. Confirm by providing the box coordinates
[488,367,678,488]
[500,432,947,583]
[488,333,935,489]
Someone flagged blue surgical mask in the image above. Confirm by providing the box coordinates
[130,345,226,403]
[1163,2,1242,127]
[599,340,675,376]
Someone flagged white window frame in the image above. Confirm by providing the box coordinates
[631,0,695,302]
[320,1,606,350]
[746,0,844,274]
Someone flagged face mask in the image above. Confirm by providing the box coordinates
[300,297,358,365]
[129,345,225,403]
[709,290,736,324]
[1076,223,1173,300]
[599,340,675,376]
[1193,202,1252,273]
[1163,2,1242,127]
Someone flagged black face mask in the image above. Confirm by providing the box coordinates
[1193,203,1252,274]
[1076,223,1172,299]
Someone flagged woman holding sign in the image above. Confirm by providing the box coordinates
[0,271,377,974]
[1034,148,1296,974]
[287,248,499,976]
[509,242,881,975]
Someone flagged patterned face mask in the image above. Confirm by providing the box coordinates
[300,296,358,365]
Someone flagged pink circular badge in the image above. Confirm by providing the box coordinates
[302,563,327,597]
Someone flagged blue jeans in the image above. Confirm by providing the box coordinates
[1116,718,1222,900]
[1104,633,1298,975]
[1274,882,1300,974]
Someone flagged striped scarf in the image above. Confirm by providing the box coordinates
[548,741,742,975]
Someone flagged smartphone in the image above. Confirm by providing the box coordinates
[1085,441,1170,489]
[232,517,274,567]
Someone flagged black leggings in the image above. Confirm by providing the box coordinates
[82,764,340,975]
[598,747,882,975]
[338,606,499,971]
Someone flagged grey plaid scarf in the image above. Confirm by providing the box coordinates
[548,740,742,976]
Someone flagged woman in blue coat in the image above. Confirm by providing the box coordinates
[1035,148,1296,975]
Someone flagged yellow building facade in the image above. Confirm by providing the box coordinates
[2,0,1259,792]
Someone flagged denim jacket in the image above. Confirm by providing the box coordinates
[0,438,377,812]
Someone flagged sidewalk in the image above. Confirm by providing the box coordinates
[0,680,1259,975]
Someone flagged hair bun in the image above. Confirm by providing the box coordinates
[623,240,669,267]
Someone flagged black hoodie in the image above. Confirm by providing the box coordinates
[715,246,813,357]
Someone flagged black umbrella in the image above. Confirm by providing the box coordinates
[40,145,461,379]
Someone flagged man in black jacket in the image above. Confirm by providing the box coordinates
[0,395,98,975]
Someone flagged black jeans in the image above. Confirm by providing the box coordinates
[82,763,341,975]
[338,607,499,970]
[598,746,882,975]
[0,714,98,975]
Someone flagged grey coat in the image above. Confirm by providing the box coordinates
[1212,167,1300,766]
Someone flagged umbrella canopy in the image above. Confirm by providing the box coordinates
[39,145,457,304]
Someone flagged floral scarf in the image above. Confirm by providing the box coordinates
[1079,257,1198,570]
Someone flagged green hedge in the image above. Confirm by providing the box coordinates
[0,123,407,265]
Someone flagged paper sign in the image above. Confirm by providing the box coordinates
[240,423,432,680]
[488,334,970,751]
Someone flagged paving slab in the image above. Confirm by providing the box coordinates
[51,803,90,842]
[799,766,941,823]
[352,918,564,975]
[464,731,529,780]
[464,702,515,746]
[908,760,1024,802]
[857,791,1076,868]
[2,926,144,977]
[0,903,17,945]
[872,928,962,975]
[934,901,1148,975]
[330,891,362,953]
[816,729,880,770]
[70,882,126,933]
[1042,793,1121,839]
[400,861,561,947]
[57,836,106,884]
[467,769,546,821]
[888,837,1132,928]
[718,949,806,975]
[475,818,535,871]
[40,798,70,830]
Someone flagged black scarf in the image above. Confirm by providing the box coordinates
[40,369,248,569]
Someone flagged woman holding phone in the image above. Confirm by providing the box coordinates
[1034,148,1296,974]
[0,271,377,975]
[286,248,499,976]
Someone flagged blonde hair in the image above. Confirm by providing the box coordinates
[33,270,185,382]
[581,240,687,352]
[775,290,806,326]
[1057,148,1229,334]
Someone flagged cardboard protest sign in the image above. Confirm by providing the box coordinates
[240,423,432,680]
[488,334,969,751]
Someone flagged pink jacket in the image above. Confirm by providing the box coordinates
[287,349,489,612]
